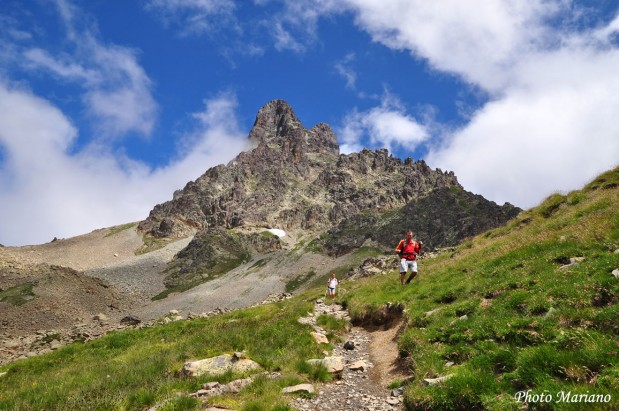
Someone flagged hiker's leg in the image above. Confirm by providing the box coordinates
[405,261,418,284]
[399,259,408,284]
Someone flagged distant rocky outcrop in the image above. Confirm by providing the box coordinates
[138,99,520,294]
[138,100,463,239]
[322,186,520,256]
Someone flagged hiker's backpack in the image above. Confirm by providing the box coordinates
[398,239,420,259]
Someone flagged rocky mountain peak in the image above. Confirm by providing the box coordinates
[248,100,339,158]
[138,100,518,240]
[248,100,301,145]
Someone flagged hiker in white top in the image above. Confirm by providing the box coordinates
[327,273,339,297]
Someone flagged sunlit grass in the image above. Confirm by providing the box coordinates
[338,167,619,410]
[1,167,617,410]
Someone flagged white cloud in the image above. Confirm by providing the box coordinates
[0,83,248,246]
[85,42,157,136]
[338,93,429,154]
[335,53,357,90]
[322,0,619,208]
[427,46,619,208]
[158,92,248,183]
[342,0,558,93]
[21,3,158,138]
[24,48,99,82]
[258,0,345,52]
[272,21,306,52]
[594,13,619,42]
[144,0,237,36]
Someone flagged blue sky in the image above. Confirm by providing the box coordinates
[1,0,618,246]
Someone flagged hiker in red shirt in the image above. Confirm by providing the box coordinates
[395,230,423,285]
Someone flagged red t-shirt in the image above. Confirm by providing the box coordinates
[396,240,420,260]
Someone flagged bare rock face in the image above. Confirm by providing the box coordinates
[247,100,339,158]
[138,100,463,239]
[321,186,521,256]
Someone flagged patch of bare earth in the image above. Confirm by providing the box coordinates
[0,224,144,271]
[367,320,409,387]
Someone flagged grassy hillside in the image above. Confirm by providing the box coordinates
[342,167,619,410]
[0,301,333,410]
[0,167,617,410]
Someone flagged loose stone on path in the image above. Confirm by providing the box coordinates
[291,299,405,411]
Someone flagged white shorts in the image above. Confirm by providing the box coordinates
[400,259,418,273]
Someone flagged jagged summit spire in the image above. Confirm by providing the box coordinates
[247,100,339,157]
[248,100,301,144]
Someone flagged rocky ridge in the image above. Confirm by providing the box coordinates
[138,100,464,239]
[163,227,282,290]
[137,99,519,295]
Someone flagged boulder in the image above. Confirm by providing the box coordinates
[120,315,141,326]
[311,332,329,344]
[348,360,367,371]
[93,313,108,322]
[391,387,404,397]
[226,377,253,393]
[307,356,344,374]
[282,383,315,394]
[423,374,454,386]
[180,353,261,378]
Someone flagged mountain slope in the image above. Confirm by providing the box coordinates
[342,166,619,410]
[0,167,616,411]
[138,100,512,240]
[138,100,519,295]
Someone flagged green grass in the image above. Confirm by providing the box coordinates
[249,258,270,270]
[316,314,349,333]
[0,283,36,306]
[137,235,177,255]
[338,167,619,410]
[285,270,316,293]
[352,246,384,259]
[295,360,331,383]
[0,300,326,410]
[305,235,327,254]
[104,222,138,238]
[152,279,207,301]
[259,231,278,239]
[1,166,618,410]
